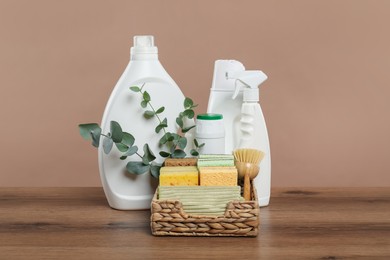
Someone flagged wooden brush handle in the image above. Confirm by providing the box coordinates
[244,171,251,201]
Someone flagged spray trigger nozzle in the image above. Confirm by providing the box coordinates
[226,70,268,100]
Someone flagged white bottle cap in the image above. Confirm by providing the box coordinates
[131,35,158,55]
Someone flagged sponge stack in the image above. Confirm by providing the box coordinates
[198,154,238,186]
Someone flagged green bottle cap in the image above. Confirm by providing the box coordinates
[196,113,223,120]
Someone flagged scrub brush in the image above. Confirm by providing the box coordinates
[233,149,265,200]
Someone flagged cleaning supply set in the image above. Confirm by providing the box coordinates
[80,35,271,218]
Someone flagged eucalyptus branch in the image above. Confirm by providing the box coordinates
[139,89,167,135]
[79,84,201,179]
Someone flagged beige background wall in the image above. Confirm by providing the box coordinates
[0,0,389,187]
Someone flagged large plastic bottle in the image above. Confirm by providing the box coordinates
[207,60,271,207]
[99,35,189,210]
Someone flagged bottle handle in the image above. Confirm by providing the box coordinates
[239,105,255,148]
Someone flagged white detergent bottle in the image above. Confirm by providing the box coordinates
[99,35,192,210]
[207,60,271,207]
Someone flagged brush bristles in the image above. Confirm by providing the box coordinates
[233,149,265,164]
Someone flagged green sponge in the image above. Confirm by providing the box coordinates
[197,154,235,167]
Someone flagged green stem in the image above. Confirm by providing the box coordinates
[139,88,167,135]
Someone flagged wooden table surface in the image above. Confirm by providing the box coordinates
[0,187,389,259]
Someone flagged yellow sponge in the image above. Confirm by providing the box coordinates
[199,167,238,186]
[159,166,199,186]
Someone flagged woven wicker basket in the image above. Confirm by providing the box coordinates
[150,184,259,237]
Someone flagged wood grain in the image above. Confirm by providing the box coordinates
[0,187,389,259]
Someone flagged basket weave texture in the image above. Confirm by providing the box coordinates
[150,185,259,237]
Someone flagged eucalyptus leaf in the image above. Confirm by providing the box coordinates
[90,128,101,147]
[103,137,114,154]
[120,156,127,160]
[156,106,165,114]
[184,97,193,109]
[183,109,195,119]
[142,144,156,164]
[142,157,149,165]
[198,143,205,148]
[155,118,168,133]
[176,117,183,128]
[122,132,135,147]
[170,133,180,141]
[79,123,100,140]
[166,132,174,140]
[178,137,187,150]
[161,118,168,125]
[182,125,196,133]
[126,161,150,175]
[155,124,164,133]
[170,145,175,154]
[124,145,138,156]
[172,149,186,158]
[144,110,155,119]
[143,91,151,102]
[190,149,199,156]
[110,121,123,143]
[194,138,199,147]
[130,86,140,92]
[115,143,129,152]
[159,151,170,158]
[140,100,147,108]
[159,133,170,145]
[150,164,161,179]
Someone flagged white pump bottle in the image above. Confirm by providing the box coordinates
[207,60,271,207]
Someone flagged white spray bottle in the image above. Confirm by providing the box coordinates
[207,60,271,207]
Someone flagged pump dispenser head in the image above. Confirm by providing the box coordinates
[131,35,158,55]
[228,70,268,102]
